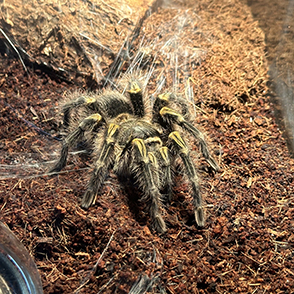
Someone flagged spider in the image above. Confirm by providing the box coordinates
[49,77,219,233]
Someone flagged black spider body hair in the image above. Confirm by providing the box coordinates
[49,77,219,233]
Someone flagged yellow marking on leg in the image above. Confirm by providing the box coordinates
[159,146,169,162]
[132,138,148,162]
[159,107,185,122]
[115,113,130,123]
[79,113,102,130]
[144,136,162,147]
[169,131,189,155]
[107,123,120,138]
[88,113,102,121]
[127,81,142,94]
[148,152,157,165]
[85,97,97,104]
[158,93,171,101]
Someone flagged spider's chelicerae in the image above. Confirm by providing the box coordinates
[49,77,219,233]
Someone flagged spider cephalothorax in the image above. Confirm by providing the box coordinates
[49,78,219,233]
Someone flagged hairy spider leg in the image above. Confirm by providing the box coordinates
[147,151,161,190]
[49,114,103,174]
[81,123,120,208]
[62,96,99,129]
[131,138,166,233]
[143,136,163,190]
[158,146,173,201]
[168,131,205,227]
[127,80,145,117]
[139,136,172,201]
[168,93,191,119]
[159,107,220,172]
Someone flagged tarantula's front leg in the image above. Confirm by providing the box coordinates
[62,95,99,129]
[81,123,120,208]
[160,107,220,172]
[49,114,103,174]
[127,79,145,117]
[132,138,166,233]
[168,131,205,227]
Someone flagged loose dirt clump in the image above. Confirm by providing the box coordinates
[0,0,294,293]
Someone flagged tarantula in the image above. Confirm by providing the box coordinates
[49,78,219,233]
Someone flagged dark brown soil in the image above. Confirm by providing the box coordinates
[1,0,294,293]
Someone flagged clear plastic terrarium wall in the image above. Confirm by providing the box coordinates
[247,0,294,156]
[0,222,43,294]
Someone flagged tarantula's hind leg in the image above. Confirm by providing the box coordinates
[81,123,119,208]
[132,138,166,233]
[159,107,220,172]
[49,114,103,175]
[168,131,205,227]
